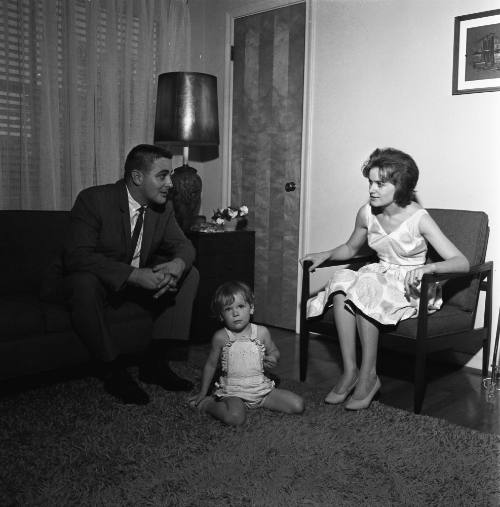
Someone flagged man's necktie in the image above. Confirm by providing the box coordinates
[129,206,146,264]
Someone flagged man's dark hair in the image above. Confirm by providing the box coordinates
[124,144,172,180]
[361,147,419,206]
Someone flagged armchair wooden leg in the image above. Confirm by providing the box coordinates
[414,350,427,414]
[299,330,309,382]
[482,335,490,378]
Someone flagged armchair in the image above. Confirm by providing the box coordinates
[299,209,493,414]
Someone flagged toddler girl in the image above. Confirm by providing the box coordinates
[189,281,305,425]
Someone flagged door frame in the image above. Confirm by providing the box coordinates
[223,0,317,331]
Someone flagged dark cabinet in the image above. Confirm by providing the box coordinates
[188,230,255,342]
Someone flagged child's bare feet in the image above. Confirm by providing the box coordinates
[188,396,211,412]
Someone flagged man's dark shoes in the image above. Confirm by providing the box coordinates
[139,362,193,392]
[103,367,150,405]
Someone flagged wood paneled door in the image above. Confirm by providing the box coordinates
[230,3,306,329]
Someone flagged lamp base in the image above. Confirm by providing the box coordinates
[171,164,202,233]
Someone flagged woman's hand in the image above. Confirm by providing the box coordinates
[299,207,369,273]
[299,251,331,272]
[404,265,434,298]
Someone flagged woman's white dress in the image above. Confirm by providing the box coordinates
[306,204,442,325]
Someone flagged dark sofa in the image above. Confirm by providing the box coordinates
[0,211,156,381]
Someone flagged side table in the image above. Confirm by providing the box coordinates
[188,230,255,342]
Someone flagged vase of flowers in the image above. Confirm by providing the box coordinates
[212,205,248,231]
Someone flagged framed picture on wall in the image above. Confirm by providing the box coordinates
[452,9,500,94]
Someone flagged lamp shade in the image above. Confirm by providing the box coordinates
[154,72,219,146]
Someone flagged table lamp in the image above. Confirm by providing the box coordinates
[154,72,219,232]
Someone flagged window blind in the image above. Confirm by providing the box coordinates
[0,0,186,210]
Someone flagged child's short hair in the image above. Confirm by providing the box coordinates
[211,280,254,316]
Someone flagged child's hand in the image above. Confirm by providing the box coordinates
[188,392,206,407]
[264,354,278,369]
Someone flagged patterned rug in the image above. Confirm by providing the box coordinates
[1,363,499,506]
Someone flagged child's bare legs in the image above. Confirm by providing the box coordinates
[199,396,247,426]
[198,391,304,422]
[331,293,359,392]
[351,312,379,399]
[262,389,304,414]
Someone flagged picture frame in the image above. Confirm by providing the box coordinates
[452,9,500,94]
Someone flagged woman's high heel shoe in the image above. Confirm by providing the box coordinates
[324,375,359,405]
[344,376,381,410]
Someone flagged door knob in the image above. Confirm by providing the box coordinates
[285,181,296,192]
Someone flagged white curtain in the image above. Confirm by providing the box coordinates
[0,0,190,210]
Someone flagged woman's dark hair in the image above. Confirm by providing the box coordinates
[124,144,172,180]
[361,148,419,206]
[211,280,254,317]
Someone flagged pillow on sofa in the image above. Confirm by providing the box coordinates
[0,210,70,297]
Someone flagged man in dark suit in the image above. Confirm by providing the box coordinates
[63,144,198,404]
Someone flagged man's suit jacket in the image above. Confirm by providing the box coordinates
[63,179,195,292]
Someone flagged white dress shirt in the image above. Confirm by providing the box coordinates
[126,188,146,268]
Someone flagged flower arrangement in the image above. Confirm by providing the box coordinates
[212,205,248,225]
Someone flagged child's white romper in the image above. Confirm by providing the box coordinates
[214,323,274,408]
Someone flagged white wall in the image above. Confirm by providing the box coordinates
[191,0,500,370]
[306,0,499,370]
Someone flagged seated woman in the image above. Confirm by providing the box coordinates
[300,147,469,410]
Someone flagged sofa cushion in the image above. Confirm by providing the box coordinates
[42,300,154,333]
[0,211,70,297]
[426,209,488,312]
[0,295,44,339]
[308,303,474,340]
[386,304,474,339]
